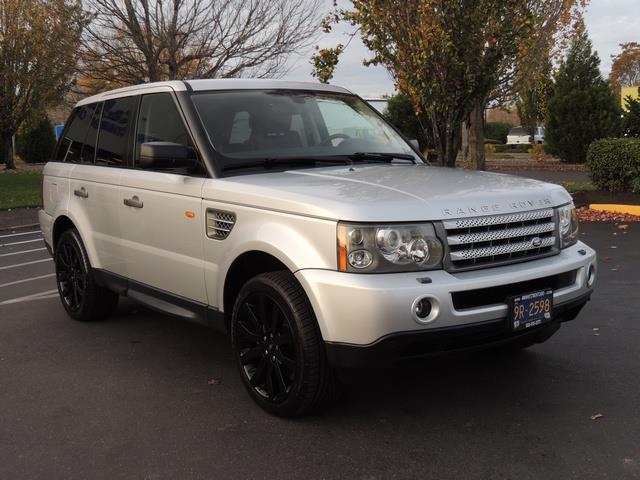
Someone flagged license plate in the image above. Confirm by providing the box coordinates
[508,289,553,331]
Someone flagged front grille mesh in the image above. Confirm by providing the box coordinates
[206,209,236,240]
[443,208,558,270]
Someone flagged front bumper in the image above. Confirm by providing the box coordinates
[295,241,596,362]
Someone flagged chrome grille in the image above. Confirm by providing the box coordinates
[206,209,236,240]
[443,208,558,270]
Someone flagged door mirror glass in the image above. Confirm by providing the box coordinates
[409,139,419,150]
[139,142,197,169]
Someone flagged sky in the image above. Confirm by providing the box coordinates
[286,0,640,98]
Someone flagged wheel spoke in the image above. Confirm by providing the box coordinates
[240,346,263,365]
[265,362,275,399]
[276,351,296,371]
[258,295,268,333]
[269,306,281,334]
[236,320,259,343]
[243,302,261,330]
[273,362,288,394]
[250,357,268,387]
[274,330,293,346]
[72,281,80,307]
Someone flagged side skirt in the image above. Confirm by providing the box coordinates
[92,269,227,334]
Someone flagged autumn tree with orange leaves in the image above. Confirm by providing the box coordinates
[609,42,640,101]
[313,0,587,168]
[0,0,87,169]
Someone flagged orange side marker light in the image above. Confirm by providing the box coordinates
[185,211,196,219]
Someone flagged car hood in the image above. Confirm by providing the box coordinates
[204,164,572,222]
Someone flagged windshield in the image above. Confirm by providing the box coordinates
[191,90,421,170]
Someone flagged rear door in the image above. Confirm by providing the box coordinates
[67,96,138,275]
[118,92,207,303]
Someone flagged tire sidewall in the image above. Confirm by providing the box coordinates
[231,273,321,416]
[54,229,94,320]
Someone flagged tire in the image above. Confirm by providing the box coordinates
[54,228,118,322]
[231,271,336,417]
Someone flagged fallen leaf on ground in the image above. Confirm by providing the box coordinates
[208,377,222,385]
[611,268,620,272]
[576,207,640,223]
[603,256,612,261]
[618,224,629,230]
[591,413,604,420]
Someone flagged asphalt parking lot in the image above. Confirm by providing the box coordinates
[1,221,639,480]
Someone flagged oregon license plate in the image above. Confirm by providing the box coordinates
[508,289,553,331]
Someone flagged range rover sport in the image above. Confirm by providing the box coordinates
[40,79,597,416]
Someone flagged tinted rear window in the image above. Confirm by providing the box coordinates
[96,96,137,166]
[55,103,100,163]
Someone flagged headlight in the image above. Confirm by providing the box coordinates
[558,204,579,248]
[337,223,443,273]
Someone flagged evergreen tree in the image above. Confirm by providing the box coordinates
[384,94,432,151]
[16,114,57,163]
[622,92,640,138]
[546,33,621,163]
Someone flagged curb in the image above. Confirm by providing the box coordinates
[589,204,640,216]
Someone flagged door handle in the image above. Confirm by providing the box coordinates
[73,187,88,198]
[123,196,144,208]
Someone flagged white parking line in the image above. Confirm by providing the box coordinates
[0,289,59,306]
[0,230,41,239]
[0,238,43,247]
[0,273,56,288]
[0,258,52,270]
[0,247,47,257]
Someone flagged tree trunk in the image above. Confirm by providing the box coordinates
[2,136,16,170]
[461,120,470,164]
[468,99,485,170]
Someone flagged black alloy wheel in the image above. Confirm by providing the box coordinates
[235,291,298,402]
[56,239,86,314]
[54,229,118,322]
[231,271,336,417]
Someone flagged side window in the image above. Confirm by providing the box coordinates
[135,93,193,164]
[96,96,137,166]
[55,103,98,163]
[80,102,103,164]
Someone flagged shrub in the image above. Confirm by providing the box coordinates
[622,94,640,138]
[383,94,432,151]
[546,33,621,163]
[494,144,531,153]
[530,143,546,161]
[587,138,640,192]
[483,122,513,144]
[16,114,56,163]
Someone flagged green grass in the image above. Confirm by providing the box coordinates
[560,181,598,193]
[0,172,41,209]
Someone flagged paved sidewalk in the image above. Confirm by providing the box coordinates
[0,208,40,230]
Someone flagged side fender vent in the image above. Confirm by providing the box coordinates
[206,209,236,240]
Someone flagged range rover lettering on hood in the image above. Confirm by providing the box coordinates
[441,197,553,217]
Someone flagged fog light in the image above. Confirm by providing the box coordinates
[414,298,432,319]
[587,264,596,287]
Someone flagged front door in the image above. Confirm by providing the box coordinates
[117,92,207,303]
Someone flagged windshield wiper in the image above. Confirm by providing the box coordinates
[222,156,354,172]
[349,152,417,164]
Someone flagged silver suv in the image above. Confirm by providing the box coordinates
[40,79,597,416]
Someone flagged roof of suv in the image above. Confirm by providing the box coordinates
[76,79,353,107]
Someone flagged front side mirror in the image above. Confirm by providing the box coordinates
[139,142,197,169]
[409,139,420,151]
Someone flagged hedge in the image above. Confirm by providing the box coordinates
[587,138,640,193]
[493,144,532,153]
[483,122,513,144]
